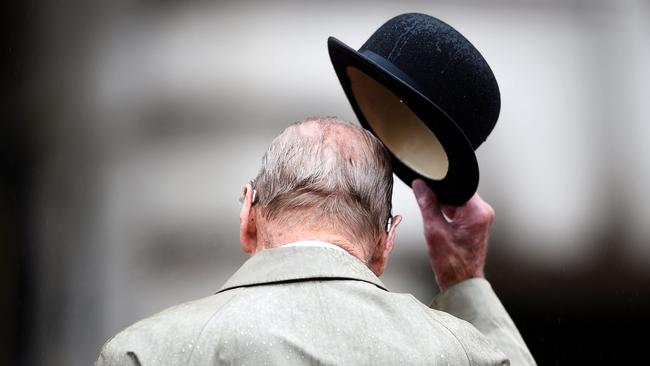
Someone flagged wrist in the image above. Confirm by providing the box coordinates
[435,269,485,291]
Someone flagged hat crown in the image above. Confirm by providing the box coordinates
[359,13,500,149]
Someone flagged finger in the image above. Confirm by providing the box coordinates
[454,193,495,226]
[411,179,444,223]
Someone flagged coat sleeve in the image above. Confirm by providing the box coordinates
[430,278,537,366]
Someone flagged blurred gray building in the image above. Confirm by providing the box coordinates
[4,0,650,365]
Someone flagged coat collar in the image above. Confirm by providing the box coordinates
[217,246,388,293]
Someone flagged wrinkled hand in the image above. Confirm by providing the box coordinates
[412,179,495,290]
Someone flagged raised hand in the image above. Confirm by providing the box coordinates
[412,179,495,290]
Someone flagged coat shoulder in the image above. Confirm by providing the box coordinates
[96,288,246,366]
[404,293,511,366]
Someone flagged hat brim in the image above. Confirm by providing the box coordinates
[328,36,479,206]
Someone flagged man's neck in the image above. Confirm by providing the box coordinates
[259,234,369,264]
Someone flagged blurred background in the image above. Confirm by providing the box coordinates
[3,0,650,364]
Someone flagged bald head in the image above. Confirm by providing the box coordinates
[252,117,394,250]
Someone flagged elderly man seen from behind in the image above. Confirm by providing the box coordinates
[96,117,536,365]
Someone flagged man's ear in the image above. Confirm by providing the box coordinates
[385,214,402,257]
[239,183,258,254]
[370,214,402,276]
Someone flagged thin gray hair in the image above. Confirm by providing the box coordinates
[252,117,393,245]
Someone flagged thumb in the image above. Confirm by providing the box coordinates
[412,179,444,223]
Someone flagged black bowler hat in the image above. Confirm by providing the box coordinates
[328,13,500,205]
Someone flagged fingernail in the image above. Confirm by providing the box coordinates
[441,206,457,220]
[412,179,426,196]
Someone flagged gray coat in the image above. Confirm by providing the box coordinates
[96,246,536,365]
